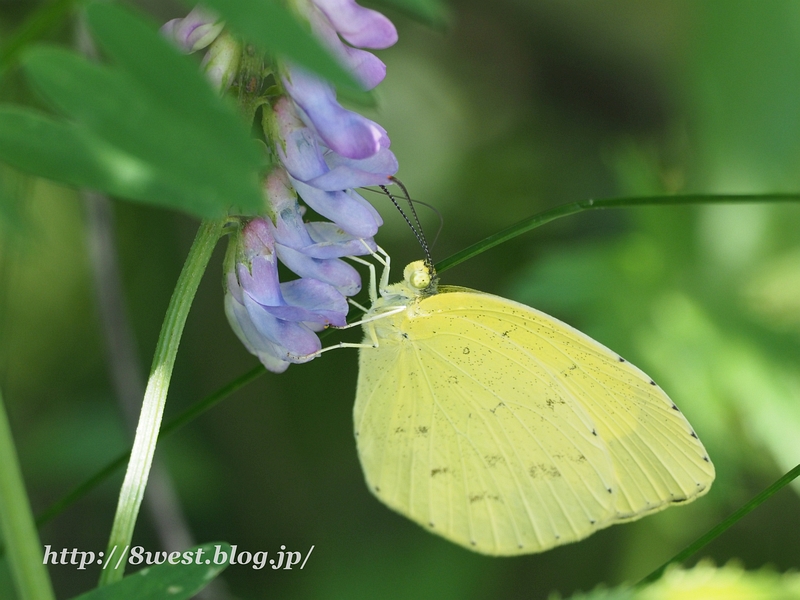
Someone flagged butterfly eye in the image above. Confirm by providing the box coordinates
[404,260,432,290]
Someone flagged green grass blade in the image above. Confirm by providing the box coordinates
[636,463,800,587]
[0,387,55,600]
[435,193,800,273]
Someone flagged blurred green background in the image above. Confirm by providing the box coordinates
[2,0,800,598]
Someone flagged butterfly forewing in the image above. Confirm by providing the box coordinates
[355,287,714,556]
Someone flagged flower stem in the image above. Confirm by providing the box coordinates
[98,218,224,586]
[0,386,56,600]
[436,192,800,273]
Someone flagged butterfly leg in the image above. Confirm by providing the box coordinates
[348,298,370,313]
[330,306,406,332]
[348,255,378,304]
[299,317,387,359]
[374,245,392,296]
[301,305,406,360]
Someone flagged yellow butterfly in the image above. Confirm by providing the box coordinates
[347,252,714,556]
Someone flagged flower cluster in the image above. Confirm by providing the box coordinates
[164,1,398,372]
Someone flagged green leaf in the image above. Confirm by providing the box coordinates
[7,1,268,218]
[190,0,360,91]
[71,542,231,600]
[0,106,231,217]
[21,45,259,214]
[84,2,254,165]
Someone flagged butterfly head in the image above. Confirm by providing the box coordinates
[403,260,438,296]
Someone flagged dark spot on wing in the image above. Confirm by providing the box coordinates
[690,431,698,439]
[401,332,409,339]
[592,429,598,436]
[416,425,429,435]
[671,404,680,411]
[447,375,458,385]
[529,464,561,478]
[431,467,449,477]
[485,455,503,467]
[463,347,470,355]
[618,357,626,363]
[650,380,657,386]
[489,402,505,414]
[467,493,502,504]
[395,427,405,433]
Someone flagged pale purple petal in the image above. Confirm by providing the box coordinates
[161,7,223,53]
[291,178,381,238]
[307,6,387,89]
[305,147,397,190]
[276,244,361,296]
[283,68,385,159]
[226,271,244,305]
[280,278,349,326]
[257,302,331,324]
[312,0,398,49]
[346,189,384,225]
[242,293,322,358]
[237,257,282,307]
[224,292,291,373]
[272,98,329,182]
[265,170,317,250]
[305,222,377,256]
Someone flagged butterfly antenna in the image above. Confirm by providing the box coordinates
[363,186,445,254]
[377,181,434,271]
[414,199,443,254]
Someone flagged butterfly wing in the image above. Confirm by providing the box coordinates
[354,289,714,556]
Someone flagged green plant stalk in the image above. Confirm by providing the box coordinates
[98,218,224,586]
[0,386,56,600]
[636,462,800,587]
[436,193,800,273]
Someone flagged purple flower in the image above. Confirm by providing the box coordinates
[312,0,398,49]
[282,69,389,160]
[200,0,400,373]
[264,169,372,296]
[225,218,350,373]
[161,8,239,93]
[268,97,392,237]
[161,7,223,53]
